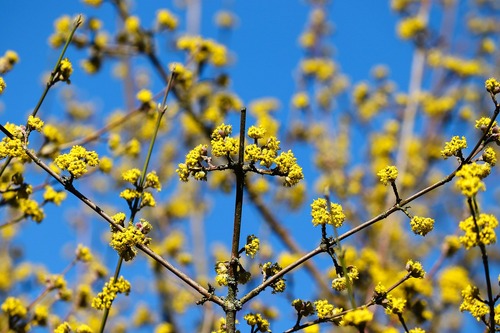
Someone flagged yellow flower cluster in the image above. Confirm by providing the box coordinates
[76,244,93,262]
[91,276,131,310]
[397,16,426,40]
[427,49,482,77]
[43,185,67,205]
[482,147,497,166]
[27,115,44,132]
[176,144,208,181]
[410,216,435,236]
[459,285,489,321]
[291,92,310,109]
[292,299,315,317]
[485,77,500,95]
[455,162,490,197]
[215,11,236,29]
[376,165,398,185]
[438,266,470,304]
[243,313,271,332]
[0,123,29,160]
[341,307,373,326]
[406,259,426,279]
[421,93,456,116]
[310,198,345,227]
[0,50,19,76]
[19,198,45,223]
[136,89,153,104]
[331,266,359,291]
[440,136,467,159]
[56,58,73,83]
[1,296,27,319]
[54,145,99,179]
[120,169,161,207]
[176,35,227,66]
[169,62,193,90]
[214,261,229,286]
[300,58,336,82]
[110,223,151,261]
[0,76,5,94]
[156,9,178,30]
[314,299,342,319]
[245,135,280,168]
[261,262,286,293]
[211,123,239,157]
[274,150,304,187]
[384,295,407,315]
[475,117,497,134]
[458,213,498,249]
[244,235,260,258]
[82,0,102,7]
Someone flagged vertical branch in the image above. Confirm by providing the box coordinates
[467,197,495,332]
[226,108,247,333]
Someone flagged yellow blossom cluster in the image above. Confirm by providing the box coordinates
[27,115,44,132]
[438,266,471,304]
[485,77,500,95]
[261,262,286,293]
[156,9,178,30]
[341,307,373,327]
[0,76,5,94]
[376,165,398,185]
[0,123,29,160]
[18,198,45,223]
[397,16,426,40]
[310,198,345,227]
[331,266,359,291]
[243,313,271,332]
[1,296,27,319]
[110,223,152,261]
[176,35,227,66]
[54,145,99,179]
[244,235,260,258]
[300,58,336,82]
[91,276,131,310]
[314,299,343,319]
[211,123,239,157]
[0,50,19,74]
[406,259,426,279]
[119,168,161,208]
[43,185,67,205]
[421,93,456,116]
[440,136,467,159]
[459,285,489,321]
[427,49,482,77]
[458,213,498,249]
[410,216,435,236]
[75,244,93,262]
[292,299,315,317]
[482,147,496,166]
[455,162,490,197]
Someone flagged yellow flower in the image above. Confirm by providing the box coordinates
[91,276,131,310]
[310,198,345,227]
[136,89,153,104]
[410,216,435,236]
[292,92,310,109]
[124,16,141,33]
[156,9,178,30]
[398,16,426,39]
[0,77,5,94]
[377,165,398,185]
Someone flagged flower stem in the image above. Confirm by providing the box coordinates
[226,108,247,333]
